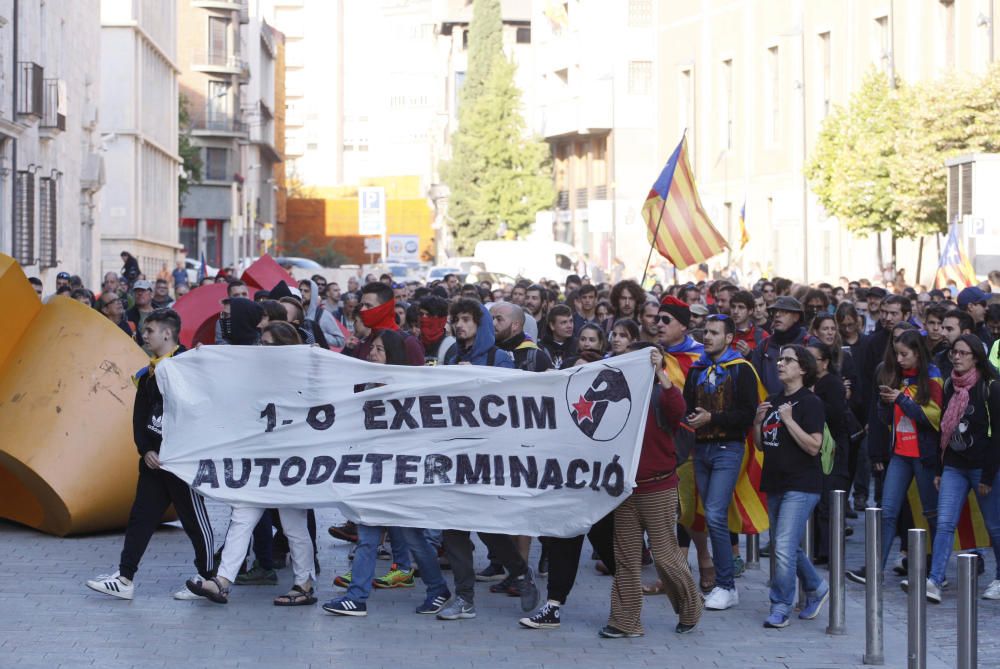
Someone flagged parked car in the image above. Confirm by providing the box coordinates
[425,266,462,284]
[274,257,324,270]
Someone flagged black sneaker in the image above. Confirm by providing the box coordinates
[519,601,560,629]
[489,573,516,594]
[846,566,867,584]
[476,563,507,582]
[598,625,642,639]
[327,521,359,543]
[675,622,697,634]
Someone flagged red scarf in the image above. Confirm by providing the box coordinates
[940,366,980,450]
[359,299,398,331]
[419,314,447,347]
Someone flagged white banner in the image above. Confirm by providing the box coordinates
[156,347,653,537]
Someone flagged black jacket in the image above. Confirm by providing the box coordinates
[132,345,186,457]
[941,377,1000,481]
[497,332,553,372]
[539,334,578,370]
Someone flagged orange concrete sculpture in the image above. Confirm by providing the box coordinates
[0,254,148,535]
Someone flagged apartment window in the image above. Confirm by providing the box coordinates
[765,46,779,144]
[38,177,56,269]
[874,16,890,74]
[941,1,956,70]
[208,16,229,60]
[628,60,652,95]
[818,32,831,118]
[207,80,229,121]
[13,171,34,266]
[719,58,733,150]
[516,27,531,44]
[205,148,228,180]
[628,0,652,27]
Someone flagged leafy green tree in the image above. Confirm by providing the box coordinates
[808,65,1000,252]
[441,0,554,255]
[178,95,202,210]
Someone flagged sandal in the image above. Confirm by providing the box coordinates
[186,576,230,604]
[273,584,317,607]
[698,565,716,594]
[642,580,665,596]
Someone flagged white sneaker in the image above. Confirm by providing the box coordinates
[173,588,205,601]
[982,579,1000,600]
[86,571,134,600]
[704,586,739,610]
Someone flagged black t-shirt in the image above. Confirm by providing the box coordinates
[759,386,825,494]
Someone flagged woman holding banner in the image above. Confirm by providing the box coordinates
[600,344,703,638]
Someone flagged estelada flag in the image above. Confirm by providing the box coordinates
[642,135,728,269]
[935,224,977,289]
[909,483,990,550]
[738,201,750,250]
[672,350,770,535]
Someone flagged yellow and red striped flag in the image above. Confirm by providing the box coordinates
[642,135,728,269]
[738,201,750,250]
[909,484,991,550]
[935,225,977,289]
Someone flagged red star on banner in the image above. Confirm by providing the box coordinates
[572,395,594,422]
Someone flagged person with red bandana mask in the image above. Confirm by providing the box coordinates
[416,295,455,365]
[348,282,425,366]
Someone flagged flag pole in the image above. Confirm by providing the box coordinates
[642,197,668,286]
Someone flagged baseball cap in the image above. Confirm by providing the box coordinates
[690,303,710,316]
[958,286,990,308]
[133,279,153,291]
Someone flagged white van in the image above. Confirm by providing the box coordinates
[472,240,581,282]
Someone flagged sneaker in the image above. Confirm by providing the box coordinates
[416,590,451,614]
[763,612,789,628]
[489,573,516,594]
[537,548,549,578]
[900,578,942,604]
[327,521,359,543]
[437,596,476,620]
[373,564,415,589]
[476,563,507,582]
[173,579,205,600]
[598,625,642,638]
[982,579,1000,600]
[732,555,746,578]
[892,555,908,576]
[376,543,392,561]
[845,566,867,585]
[513,569,540,612]
[798,585,830,620]
[704,586,738,610]
[675,622,697,634]
[235,561,278,585]
[333,571,352,589]
[519,601,561,629]
[86,572,134,600]
[322,597,367,616]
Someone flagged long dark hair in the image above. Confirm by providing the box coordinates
[578,323,607,353]
[373,329,408,366]
[879,328,933,405]
[609,280,644,319]
[810,314,843,371]
[952,334,999,383]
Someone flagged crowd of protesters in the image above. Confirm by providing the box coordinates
[45,251,1000,635]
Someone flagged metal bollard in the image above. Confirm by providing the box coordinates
[957,553,979,669]
[863,507,884,665]
[746,533,760,570]
[906,528,927,669]
[798,512,814,608]
[827,490,847,635]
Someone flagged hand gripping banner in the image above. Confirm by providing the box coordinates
[157,347,654,537]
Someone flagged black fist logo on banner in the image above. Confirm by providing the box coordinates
[565,365,632,442]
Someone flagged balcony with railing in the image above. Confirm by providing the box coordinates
[191,50,248,78]
[40,79,66,134]
[192,0,249,22]
[17,62,43,118]
[190,110,248,136]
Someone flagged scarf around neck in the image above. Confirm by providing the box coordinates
[940,366,980,450]
[359,299,398,331]
[694,347,743,394]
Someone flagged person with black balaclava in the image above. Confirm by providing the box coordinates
[219,297,264,346]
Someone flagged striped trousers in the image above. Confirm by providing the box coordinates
[608,487,702,634]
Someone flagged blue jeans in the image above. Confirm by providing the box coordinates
[694,441,744,590]
[930,467,1000,584]
[981,472,1000,579]
[346,525,448,603]
[880,455,938,570]
[767,490,826,617]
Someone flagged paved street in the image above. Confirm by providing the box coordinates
[1,499,995,669]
